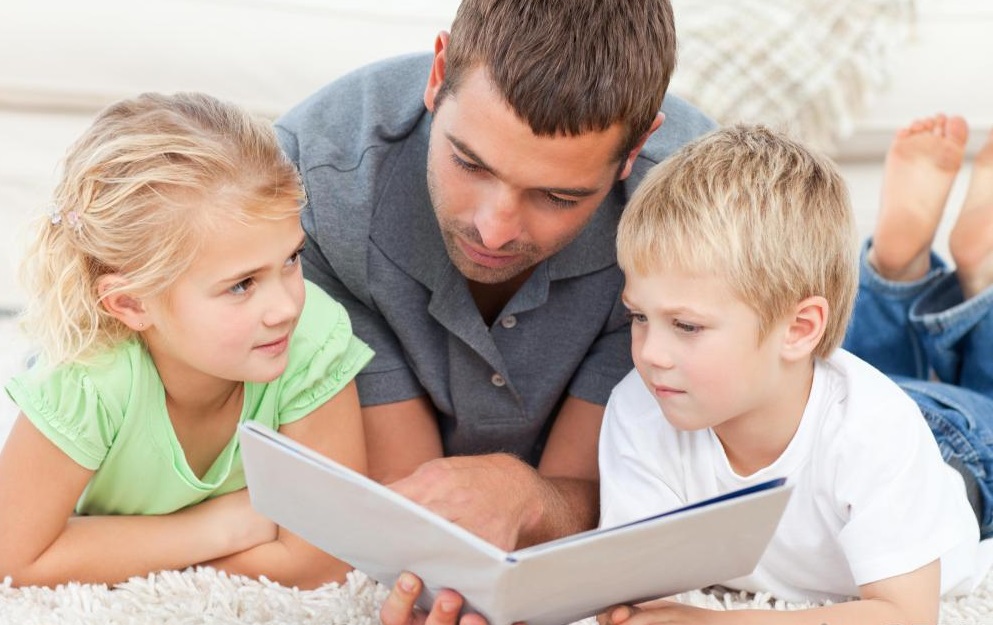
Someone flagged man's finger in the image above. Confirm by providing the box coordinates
[424,589,465,625]
[380,572,424,625]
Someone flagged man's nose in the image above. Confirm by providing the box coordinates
[474,188,523,250]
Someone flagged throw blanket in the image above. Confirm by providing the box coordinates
[670,0,916,150]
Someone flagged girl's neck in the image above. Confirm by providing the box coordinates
[150,351,244,415]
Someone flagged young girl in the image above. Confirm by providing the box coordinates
[0,92,373,589]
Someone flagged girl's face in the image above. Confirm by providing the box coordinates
[141,205,306,390]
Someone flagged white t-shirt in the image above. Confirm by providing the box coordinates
[599,349,985,603]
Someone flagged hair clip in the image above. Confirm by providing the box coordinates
[50,207,83,233]
[65,211,82,232]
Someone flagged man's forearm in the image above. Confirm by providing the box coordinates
[518,476,599,548]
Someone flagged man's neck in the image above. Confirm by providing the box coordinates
[467,267,535,326]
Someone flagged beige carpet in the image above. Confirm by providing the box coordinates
[2,567,993,624]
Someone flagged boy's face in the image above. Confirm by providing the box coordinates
[424,65,635,286]
[622,266,794,438]
[141,207,307,389]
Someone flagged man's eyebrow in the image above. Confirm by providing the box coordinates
[447,133,601,198]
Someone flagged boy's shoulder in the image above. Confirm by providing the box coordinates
[807,349,931,461]
[820,349,921,416]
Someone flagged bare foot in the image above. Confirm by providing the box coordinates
[871,114,969,282]
[950,127,993,298]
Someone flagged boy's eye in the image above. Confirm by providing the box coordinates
[673,320,702,334]
[624,310,647,324]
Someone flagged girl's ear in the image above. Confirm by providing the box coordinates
[781,296,829,362]
[97,274,147,331]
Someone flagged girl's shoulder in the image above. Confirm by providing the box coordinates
[5,339,157,470]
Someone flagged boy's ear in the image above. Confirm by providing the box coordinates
[781,296,829,362]
[97,274,147,331]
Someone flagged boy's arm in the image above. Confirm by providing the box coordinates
[0,414,274,586]
[204,380,367,589]
[603,559,941,625]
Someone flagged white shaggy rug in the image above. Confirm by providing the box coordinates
[1,317,993,624]
[3,567,993,625]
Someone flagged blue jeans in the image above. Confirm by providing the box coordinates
[843,242,993,538]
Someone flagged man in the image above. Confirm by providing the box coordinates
[276,0,713,621]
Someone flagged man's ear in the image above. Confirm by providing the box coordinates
[618,113,665,180]
[97,274,147,331]
[423,31,451,112]
[781,296,829,362]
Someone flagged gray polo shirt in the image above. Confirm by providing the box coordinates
[276,54,714,464]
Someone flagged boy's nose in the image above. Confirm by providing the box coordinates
[640,334,675,370]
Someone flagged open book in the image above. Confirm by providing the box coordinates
[239,422,792,625]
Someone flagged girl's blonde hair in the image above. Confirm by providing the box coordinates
[20,92,304,366]
[617,124,857,359]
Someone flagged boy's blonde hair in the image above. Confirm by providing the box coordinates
[617,124,857,358]
[20,92,304,366]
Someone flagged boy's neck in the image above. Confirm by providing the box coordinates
[713,359,817,477]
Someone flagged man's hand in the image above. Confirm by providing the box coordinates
[380,572,492,625]
[388,453,542,551]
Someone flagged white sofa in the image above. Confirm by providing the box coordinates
[0,0,459,311]
[1,0,992,312]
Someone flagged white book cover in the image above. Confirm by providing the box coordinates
[239,422,792,625]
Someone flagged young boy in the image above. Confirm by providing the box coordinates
[598,123,991,625]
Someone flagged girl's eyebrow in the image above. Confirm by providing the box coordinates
[218,235,306,284]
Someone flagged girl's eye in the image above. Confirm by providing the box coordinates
[450,153,483,173]
[229,278,254,295]
[286,246,304,267]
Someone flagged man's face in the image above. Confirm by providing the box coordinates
[424,67,630,285]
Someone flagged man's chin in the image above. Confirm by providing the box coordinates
[453,258,530,285]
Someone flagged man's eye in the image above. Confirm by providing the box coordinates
[450,153,482,173]
[545,193,578,208]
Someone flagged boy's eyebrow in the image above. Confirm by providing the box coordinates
[446,133,601,198]
[219,235,307,284]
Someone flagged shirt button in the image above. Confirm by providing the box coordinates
[491,373,507,387]
[500,315,518,329]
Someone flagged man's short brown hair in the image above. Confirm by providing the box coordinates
[439,0,676,159]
